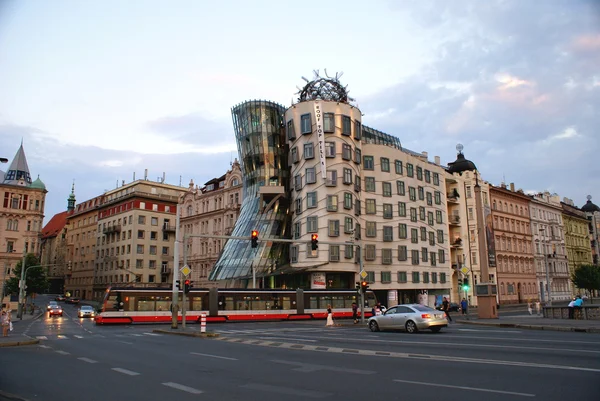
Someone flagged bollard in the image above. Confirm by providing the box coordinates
[200,313,206,333]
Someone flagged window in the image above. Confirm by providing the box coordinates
[365,177,376,192]
[425,170,431,183]
[397,181,405,195]
[423,272,429,283]
[307,192,317,208]
[354,120,361,140]
[290,245,299,263]
[137,230,145,239]
[354,148,361,164]
[149,245,157,255]
[381,157,390,172]
[419,206,426,221]
[294,174,302,191]
[327,195,338,212]
[381,269,392,280]
[417,166,423,180]
[293,222,301,239]
[438,249,446,263]
[366,221,377,237]
[383,204,393,219]
[301,114,311,134]
[326,170,337,186]
[325,142,336,158]
[150,231,157,240]
[426,192,433,206]
[382,182,392,197]
[420,227,427,241]
[366,199,376,214]
[355,199,361,216]
[428,212,434,226]
[440,273,446,283]
[287,119,296,140]
[412,270,420,281]
[137,244,144,254]
[138,215,146,224]
[304,142,314,159]
[409,187,416,201]
[430,252,437,266]
[354,175,361,192]
[344,217,354,233]
[345,244,354,259]
[365,245,376,261]
[304,168,315,185]
[342,144,352,160]
[344,192,353,209]
[411,228,418,243]
[395,160,403,175]
[295,198,302,214]
[434,191,441,205]
[433,172,440,186]
[324,113,335,132]
[363,155,374,170]
[407,163,414,177]
[436,210,443,224]
[343,168,352,185]
[329,245,340,262]
[410,207,417,222]
[291,147,299,163]
[383,226,393,241]
[398,223,407,239]
[421,247,428,262]
[328,220,340,237]
[398,202,406,217]
[437,230,444,243]
[397,271,407,283]
[342,116,351,136]
[307,216,318,233]
[398,245,408,261]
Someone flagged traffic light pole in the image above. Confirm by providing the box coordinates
[171,204,181,329]
[359,244,365,324]
[182,239,188,330]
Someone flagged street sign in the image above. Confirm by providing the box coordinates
[180,264,192,277]
[360,270,367,279]
[460,266,469,275]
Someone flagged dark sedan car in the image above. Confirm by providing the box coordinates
[65,297,80,304]
[55,295,66,302]
[436,302,460,312]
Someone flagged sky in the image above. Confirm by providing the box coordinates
[0,0,598,224]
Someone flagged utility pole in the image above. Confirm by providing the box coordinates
[540,227,552,305]
[17,250,27,319]
[171,204,181,329]
[359,244,365,323]
[182,232,188,330]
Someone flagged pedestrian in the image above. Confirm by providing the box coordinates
[527,301,533,315]
[574,295,583,319]
[460,298,468,316]
[442,297,452,322]
[568,298,575,319]
[325,304,334,326]
[1,310,10,337]
[535,300,541,316]
[351,302,358,324]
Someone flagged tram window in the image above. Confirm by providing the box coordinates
[190,296,204,311]
[106,294,119,311]
[155,297,171,312]
[137,297,156,311]
[280,296,292,310]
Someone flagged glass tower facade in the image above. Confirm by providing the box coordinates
[209,100,291,282]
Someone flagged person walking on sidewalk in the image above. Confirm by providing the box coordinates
[1,310,10,337]
[460,298,468,316]
[527,301,533,315]
[535,300,541,316]
[442,297,452,322]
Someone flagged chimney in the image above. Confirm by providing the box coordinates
[162,172,165,183]
[122,180,125,186]
[510,182,515,192]
[422,151,428,160]
[133,172,136,181]
[434,156,440,165]
[144,169,148,180]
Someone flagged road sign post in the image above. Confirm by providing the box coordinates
[180,264,191,330]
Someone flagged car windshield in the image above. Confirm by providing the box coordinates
[51,305,61,310]
[81,306,93,311]
[412,305,435,312]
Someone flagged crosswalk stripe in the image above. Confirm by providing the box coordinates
[36,336,48,340]
[74,335,84,339]
[57,335,68,339]
[143,333,161,336]
[131,334,143,337]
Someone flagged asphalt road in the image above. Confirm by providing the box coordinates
[1,295,599,400]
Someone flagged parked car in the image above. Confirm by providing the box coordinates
[78,305,95,318]
[47,301,58,311]
[367,304,448,333]
[49,305,63,317]
[65,297,80,304]
[55,295,66,302]
[435,302,460,313]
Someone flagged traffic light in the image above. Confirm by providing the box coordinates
[251,230,259,248]
[184,279,192,294]
[311,234,319,250]
[355,281,361,291]
[360,281,369,293]
[176,280,181,290]
[458,277,463,288]
[462,277,470,291]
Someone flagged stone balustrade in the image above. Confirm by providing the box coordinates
[543,305,600,320]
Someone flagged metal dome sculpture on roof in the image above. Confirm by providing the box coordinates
[296,69,355,104]
[447,143,478,175]
[582,195,600,213]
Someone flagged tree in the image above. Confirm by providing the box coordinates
[571,264,600,301]
[4,254,50,297]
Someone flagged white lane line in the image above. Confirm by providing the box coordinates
[111,368,140,376]
[118,341,134,345]
[143,332,161,336]
[36,336,48,340]
[38,345,51,349]
[453,334,600,345]
[78,357,97,364]
[57,335,68,339]
[259,337,318,342]
[162,382,203,394]
[74,335,84,339]
[393,379,535,397]
[55,350,70,355]
[130,334,143,337]
[190,352,238,361]
[458,329,522,333]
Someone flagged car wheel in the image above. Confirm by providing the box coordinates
[430,327,441,333]
[405,320,418,333]
[369,321,380,332]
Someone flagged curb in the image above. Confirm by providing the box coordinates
[152,329,219,338]
[456,321,600,333]
[0,339,40,348]
[0,390,31,401]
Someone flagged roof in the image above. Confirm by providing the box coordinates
[581,197,600,213]
[447,151,477,174]
[2,143,32,186]
[30,175,46,190]
[41,211,68,239]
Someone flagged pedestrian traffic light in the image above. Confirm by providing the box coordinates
[355,281,361,291]
[176,280,181,290]
[458,277,463,288]
[311,234,319,250]
[361,281,369,293]
[251,230,259,248]
[462,277,470,291]
[184,279,192,294]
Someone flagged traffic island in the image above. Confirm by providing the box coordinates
[0,338,40,348]
[152,329,219,338]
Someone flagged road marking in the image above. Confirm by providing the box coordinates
[57,335,68,339]
[74,335,84,339]
[36,336,47,340]
[240,383,331,398]
[271,359,375,374]
[93,334,105,338]
[131,334,143,337]
[259,337,318,342]
[117,341,134,345]
[190,352,238,361]
[458,329,522,333]
[38,345,51,349]
[143,332,161,336]
[111,368,140,376]
[393,379,535,397]
[162,382,203,394]
[78,357,97,364]
[55,350,70,355]
[452,334,600,345]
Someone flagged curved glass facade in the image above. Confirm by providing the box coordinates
[209,100,291,282]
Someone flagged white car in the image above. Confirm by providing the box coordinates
[47,301,58,311]
[367,304,448,333]
[78,305,95,318]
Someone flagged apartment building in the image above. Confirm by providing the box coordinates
[561,198,593,295]
[180,160,243,287]
[581,196,600,265]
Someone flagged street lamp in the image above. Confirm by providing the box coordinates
[540,227,552,305]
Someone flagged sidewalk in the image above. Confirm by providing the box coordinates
[0,309,41,348]
[453,314,600,333]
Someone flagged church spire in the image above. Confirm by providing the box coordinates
[2,142,32,186]
[67,181,76,212]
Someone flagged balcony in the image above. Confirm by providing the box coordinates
[449,215,461,225]
[451,238,463,248]
[161,267,171,275]
[162,224,176,233]
[226,202,240,211]
[103,224,122,234]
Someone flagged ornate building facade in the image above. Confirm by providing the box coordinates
[581,196,600,265]
[561,198,593,295]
